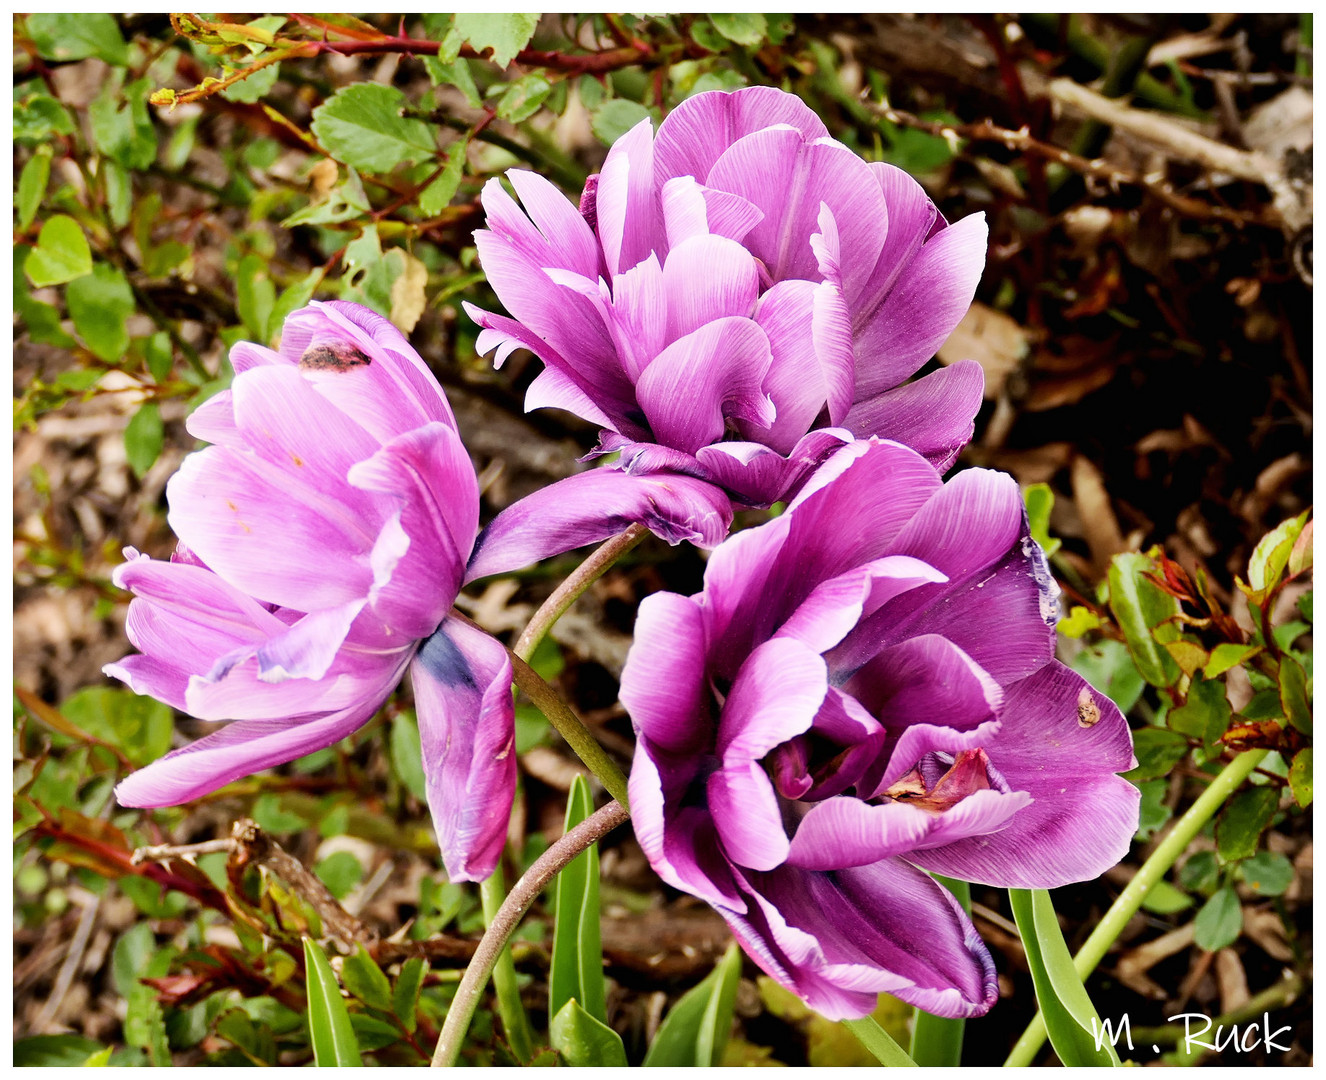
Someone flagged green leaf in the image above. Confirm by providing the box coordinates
[1179,851,1219,894]
[1069,639,1145,713]
[454,13,540,68]
[841,1016,918,1068]
[221,61,280,104]
[17,150,51,230]
[1288,747,1312,807]
[708,13,768,46]
[302,938,363,1066]
[1168,673,1231,750]
[89,77,156,171]
[340,225,402,316]
[13,91,76,143]
[14,1035,107,1067]
[1023,485,1061,555]
[342,944,394,1012]
[418,138,469,217]
[389,712,428,801]
[1205,643,1262,679]
[1246,511,1309,595]
[236,253,276,340]
[315,851,363,901]
[67,263,134,361]
[591,99,655,146]
[1125,727,1190,781]
[1008,888,1120,1067]
[124,403,164,479]
[550,774,606,1022]
[549,998,628,1067]
[311,85,437,174]
[349,1012,402,1051]
[1215,785,1278,862]
[25,215,93,287]
[113,925,173,1066]
[61,685,173,765]
[1108,552,1182,688]
[1139,879,1193,915]
[1278,654,1311,735]
[1237,850,1294,897]
[1297,589,1313,623]
[1193,887,1242,952]
[27,13,128,65]
[498,73,552,123]
[643,943,742,1067]
[1134,777,1172,840]
[424,57,481,107]
[267,268,324,340]
[251,792,306,833]
[1058,605,1101,638]
[392,957,428,1033]
[282,169,371,228]
[143,332,173,383]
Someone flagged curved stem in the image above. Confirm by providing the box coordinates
[431,801,630,1067]
[512,524,648,663]
[479,868,532,1062]
[509,654,631,810]
[1004,749,1269,1066]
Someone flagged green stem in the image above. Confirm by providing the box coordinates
[909,876,969,1066]
[843,1016,918,1067]
[479,868,533,1062]
[431,802,630,1067]
[513,524,648,663]
[509,654,630,810]
[1004,749,1269,1066]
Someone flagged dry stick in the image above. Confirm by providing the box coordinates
[430,800,630,1067]
[871,100,1278,229]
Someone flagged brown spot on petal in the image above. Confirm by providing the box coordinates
[1077,685,1101,727]
[299,342,371,372]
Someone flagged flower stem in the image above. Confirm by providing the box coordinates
[431,801,630,1067]
[512,524,648,663]
[508,653,631,810]
[909,876,970,1066]
[479,867,533,1062]
[1003,749,1269,1066]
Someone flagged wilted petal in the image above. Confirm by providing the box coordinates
[467,467,733,580]
[412,617,516,883]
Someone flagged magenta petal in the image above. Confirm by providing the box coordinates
[708,760,790,871]
[505,169,601,276]
[654,85,829,189]
[635,317,774,455]
[691,429,850,507]
[661,234,759,342]
[412,617,516,883]
[595,117,660,277]
[910,662,1140,887]
[720,637,828,765]
[844,359,984,472]
[619,592,711,755]
[185,389,241,448]
[466,467,734,580]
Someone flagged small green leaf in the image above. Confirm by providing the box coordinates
[840,1016,919,1068]
[1069,639,1145,713]
[61,684,173,765]
[1109,552,1182,688]
[549,998,628,1067]
[124,403,164,479]
[17,150,51,230]
[1246,511,1309,595]
[349,1012,402,1051]
[1057,605,1101,638]
[1125,727,1189,781]
[454,13,540,68]
[549,774,606,1022]
[1237,850,1295,897]
[67,263,134,361]
[1008,888,1120,1067]
[311,85,437,174]
[1278,654,1311,735]
[267,268,324,341]
[25,215,93,287]
[708,13,768,46]
[498,73,552,123]
[1168,673,1231,750]
[251,792,306,833]
[392,957,428,1033]
[143,332,173,383]
[1134,777,1172,841]
[418,138,469,217]
[1139,879,1193,915]
[89,77,156,171]
[27,13,128,65]
[590,99,655,146]
[13,91,76,143]
[236,253,276,340]
[1179,851,1219,894]
[314,851,363,901]
[1288,748,1312,807]
[643,943,742,1067]
[1164,639,1209,678]
[1215,785,1278,862]
[302,937,363,1067]
[424,57,481,107]
[1297,589,1313,623]
[342,944,394,1012]
[390,712,428,801]
[221,61,280,104]
[14,1035,105,1067]
[1204,643,1262,679]
[1023,483,1063,558]
[1193,887,1242,952]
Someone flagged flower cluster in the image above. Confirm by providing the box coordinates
[105,87,1137,1025]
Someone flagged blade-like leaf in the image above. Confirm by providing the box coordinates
[302,938,363,1067]
[1108,552,1182,688]
[643,942,743,1067]
[1008,889,1119,1067]
[341,944,393,1013]
[549,774,606,1023]
[842,1016,918,1067]
[392,957,428,1034]
[549,998,628,1067]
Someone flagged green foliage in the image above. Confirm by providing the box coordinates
[302,938,364,1066]
[25,215,93,288]
[1108,552,1182,688]
[1215,786,1279,861]
[549,774,606,1023]
[1193,886,1242,952]
[643,943,743,1067]
[453,13,541,68]
[27,13,128,65]
[1237,850,1295,896]
[311,85,437,174]
[550,997,629,1067]
[67,263,136,362]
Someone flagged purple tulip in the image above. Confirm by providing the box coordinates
[465,86,987,577]
[105,302,514,883]
[620,440,1139,1020]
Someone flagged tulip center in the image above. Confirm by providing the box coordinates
[877,748,999,815]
